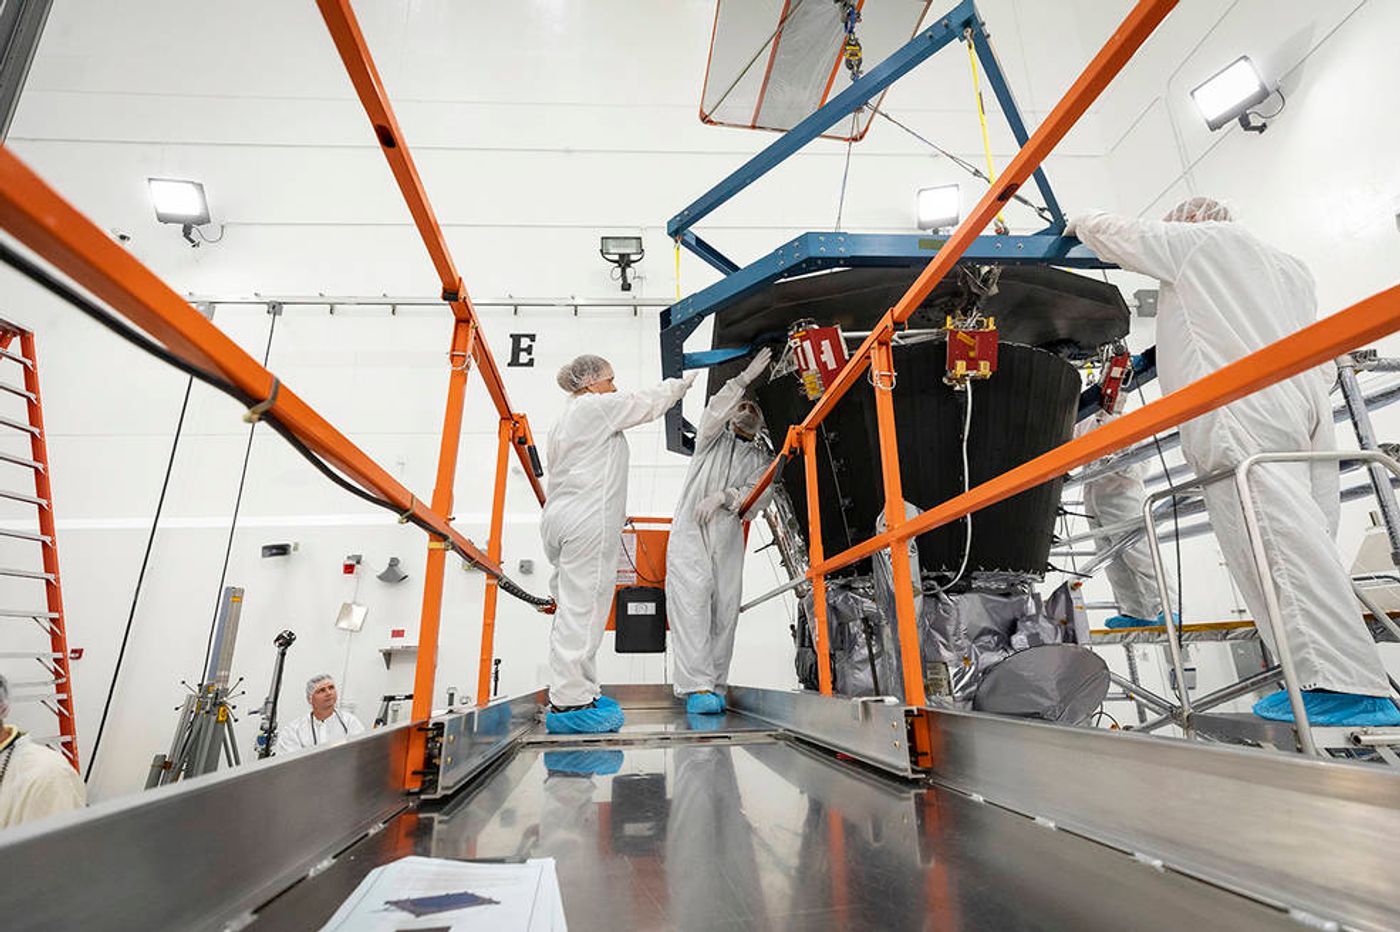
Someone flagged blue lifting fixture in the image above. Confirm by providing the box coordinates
[660,0,1153,452]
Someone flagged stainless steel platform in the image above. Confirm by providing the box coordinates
[5,685,1399,931]
[255,724,1294,931]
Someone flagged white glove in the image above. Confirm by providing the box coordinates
[738,346,773,386]
[682,370,699,389]
[694,490,728,524]
[1064,211,1101,239]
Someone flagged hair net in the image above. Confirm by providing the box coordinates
[0,672,9,722]
[1163,197,1232,224]
[731,400,764,437]
[306,673,334,701]
[556,354,613,393]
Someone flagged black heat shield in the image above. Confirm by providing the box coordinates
[707,265,1126,581]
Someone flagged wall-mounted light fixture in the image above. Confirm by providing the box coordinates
[148,177,222,247]
[916,184,961,232]
[600,235,644,292]
[1191,56,1278,134]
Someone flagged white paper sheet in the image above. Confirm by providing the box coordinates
[318,855,566,932]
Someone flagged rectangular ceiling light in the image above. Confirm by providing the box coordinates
[916,184,960,231]
[148,177,210,225]
[1190,56,1269,131]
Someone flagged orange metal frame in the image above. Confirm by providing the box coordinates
[730,0,1400,766]
[0,0,550,789]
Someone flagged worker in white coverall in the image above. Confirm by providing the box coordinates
[0,673,85,829]
[667,348,775,714]
[1075,411,1178,628]
[1069,197,1399,726]
[275,674,365,755]
[542,354,697,734]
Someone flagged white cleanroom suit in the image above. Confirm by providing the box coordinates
[1070,204,1390,696]
[667,350,775,697]
[542,372,695,708]
[274,709,365,755]
[0,728,85,828]
[1075,412,1177,622]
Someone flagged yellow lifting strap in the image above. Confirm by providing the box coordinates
[674,238,682,301]
[965,36,1008,233]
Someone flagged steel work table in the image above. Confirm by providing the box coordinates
[4,686,1398,931]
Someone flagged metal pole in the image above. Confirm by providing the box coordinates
[801,429,834,695]
[406,318,476,788]
[476,418,513,706]
[1140,485,1195,730]
[1106,672,1176,716]
[1336,354,1400,566]
[739,575,810,614]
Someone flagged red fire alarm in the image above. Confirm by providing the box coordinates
[343,553,363,575]
[944,316,998,385]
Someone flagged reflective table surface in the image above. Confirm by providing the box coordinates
[256,710,1295,931]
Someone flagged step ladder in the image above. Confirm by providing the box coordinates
[0,318,76,770]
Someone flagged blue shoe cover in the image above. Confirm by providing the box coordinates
[1155,611,1181,627]
[594,694,620,709]
[685,691,725,715]
[1105,614,1156,629]
[1252,690,1400,726]
[546,700,625,734]
[544,749,624,776]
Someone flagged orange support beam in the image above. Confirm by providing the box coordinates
[0,147,500,573]
[405,317,478,788]
[738,0,1179,516]
[802,429,834,694]
[476,417,515,705]
[313,0,544,505]
[870,340,926,708]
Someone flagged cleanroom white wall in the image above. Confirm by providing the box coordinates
[0,0,1124,801]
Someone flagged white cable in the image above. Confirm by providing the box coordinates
[947,382,974,587]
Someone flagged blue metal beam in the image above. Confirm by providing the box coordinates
[666,0,977,240]
[679,229,739,276]
[664,231,1113,335]
[967,9,1065,227]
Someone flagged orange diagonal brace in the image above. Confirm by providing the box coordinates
[314,0,544,505]
[738,0,1178,515]
[0,145,500,574]
[818,282,1400,576]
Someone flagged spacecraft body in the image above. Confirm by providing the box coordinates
[706,264,1128,710]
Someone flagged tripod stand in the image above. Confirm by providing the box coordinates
[146,587,246,787]
[255,629,296,759]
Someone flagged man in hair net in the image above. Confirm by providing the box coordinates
[543,354,697,733]
[1068,197,1399,726]
[667,347,776,714]
[0,672,85,828]
[275,673,365,754]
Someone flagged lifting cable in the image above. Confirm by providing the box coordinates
[199,311,279,677]
[0,241,553,610]
[964,31,1008,235]
[83,374,193,782]
[867,104,1053,223]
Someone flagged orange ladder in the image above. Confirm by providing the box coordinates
[0,317,76,770]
